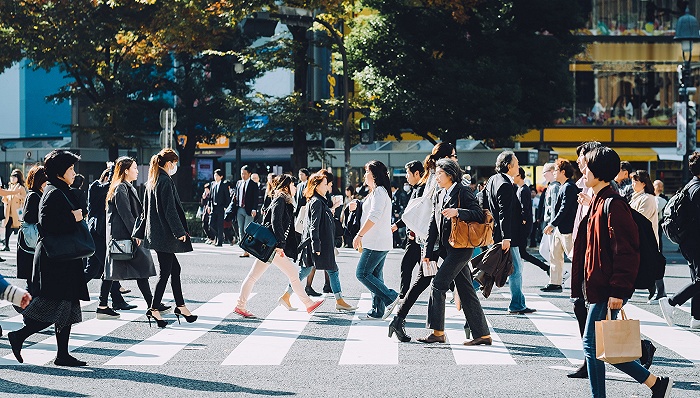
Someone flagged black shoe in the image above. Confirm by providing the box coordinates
[388,316,411,342]
[648,285,657,301]
[305,287,322,297]
[112,302,138,311]
[650,376,673,398]
[146,309,168,328]
[95,307,121,320]
[7,332,24,363]
[417,333,445,343]
[641,339,656,370]
[567,361,588,378]
[54,355,87,367]
[2,246,9,251]
[322,285,332,294]
[156,303,172,313]
[174,307,198,324]
[0,257,5,262]
[508,308,537,315]
[540,284,563,292]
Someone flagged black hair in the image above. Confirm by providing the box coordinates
[576,141,602,156]
[690,152,700,176]
[299,168,310,177]
[630,170,654,195]
[71,174,85,189]
[495,151,516,173]
[435,158,463,183]
[204,182,211,189]
[214,169,224,177]
[585,147,620,183]
[619,161,634,174]
[405,160,424,175]
[555,159,574,179]
[241,165,250,173]
[517,167,526,180]
[365,160,392,197]
[44,150,80,183]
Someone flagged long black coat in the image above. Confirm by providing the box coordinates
[133,169,193,253]
[426,182,484,261]
[263,194,298,261]
[17,189,41,280]
[299,193,337,271]
[33,180,90,301]
[105,182,157,280]
[481,173,518,243]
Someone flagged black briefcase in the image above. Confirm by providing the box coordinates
[239,222,277,263]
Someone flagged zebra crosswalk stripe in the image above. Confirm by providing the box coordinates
[105,292,239,366]
[339,293,399,365]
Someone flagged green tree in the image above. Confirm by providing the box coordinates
[346,0,584,145]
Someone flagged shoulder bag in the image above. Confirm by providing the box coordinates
[401,182,436,240]
[240,221,278,263]
[109,238,136,261]
[42,189,96,261]
[448,193,495,249]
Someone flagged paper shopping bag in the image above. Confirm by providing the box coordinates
[538,234,551,262]
[595,308,642,364]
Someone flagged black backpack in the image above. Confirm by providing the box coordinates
[661,181,700,245]
[345,201,363,237]
[603,196,666,290]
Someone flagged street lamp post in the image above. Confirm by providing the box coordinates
[675,8,700,183]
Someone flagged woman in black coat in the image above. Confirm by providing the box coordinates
[102,157,157,317]
[233,175,323,318]
[418,158,492,346]
[133,148,195,328]
[16,165,48,296]
[8,150,90,367]
[291,172,356,312]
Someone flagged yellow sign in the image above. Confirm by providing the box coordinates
[177,135,230,149]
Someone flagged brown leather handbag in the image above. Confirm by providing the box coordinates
[448,193,495,249]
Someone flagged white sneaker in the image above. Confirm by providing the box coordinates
[690,318,700,329]
[382,296,401,320]
[658,297,676,327]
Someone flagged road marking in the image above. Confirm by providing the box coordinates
[339,293,398,365]
[222,294,313,365]
[623,304,700,365]
[105,292,239,366]
[444,302,517,365]
[2,299,150,365]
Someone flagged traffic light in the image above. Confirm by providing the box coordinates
[360,117,374,144]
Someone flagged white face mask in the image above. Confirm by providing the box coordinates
[168,164,178,176]
[403,184,411,193]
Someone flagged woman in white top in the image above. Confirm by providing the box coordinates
[352,160,400,320]
[630,170,665,301]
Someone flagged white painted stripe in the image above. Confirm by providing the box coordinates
[339,293,398,365]
[444,303,516,365]
[2,299,151,365]
[0,300,13,309]
[623,304,700,364]
[105,292,240,366]
[222,295,314,365]
[678,304,692,314]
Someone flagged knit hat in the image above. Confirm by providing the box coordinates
[44,150,80,181]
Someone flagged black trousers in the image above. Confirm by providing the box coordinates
[4,217,17,246]
[427,246,488,337]
[518,243,549,273]
[84,231,123,303]
[397,263,433,319]
[211,206,225,245]
[399,239,422,298]
[152,252,185,308]
[100,278,153,308]
[671,243,700,319]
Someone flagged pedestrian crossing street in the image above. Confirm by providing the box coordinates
[0,290,698,369]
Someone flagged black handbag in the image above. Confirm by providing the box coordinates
[239,222,277,263]
[41,189,96,261]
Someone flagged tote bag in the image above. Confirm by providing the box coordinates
[595,308,642,364]
[402,183,436,240]
[538,233,552,262]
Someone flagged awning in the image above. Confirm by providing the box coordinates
[552,147,658,162]
[219,147,293,162]
[652,147,683,161]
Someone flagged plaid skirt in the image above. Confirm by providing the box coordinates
[22,297,82,332]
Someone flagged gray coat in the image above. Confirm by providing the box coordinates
[133,170,193,253]
[105,182,157,280]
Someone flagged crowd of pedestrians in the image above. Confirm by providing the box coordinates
[0,142,698,398]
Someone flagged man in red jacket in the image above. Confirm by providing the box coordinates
[571,146,672,398]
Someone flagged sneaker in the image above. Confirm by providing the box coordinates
[359,313,382,321]
[306,300,324,314]
[690,318,700,329]
[650,376,673,398]
[540,284,563,292]
[658,297,675,327]
[96,307,120,320]
[382,296,401,320]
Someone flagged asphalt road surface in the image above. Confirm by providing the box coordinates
[0,235,698,398]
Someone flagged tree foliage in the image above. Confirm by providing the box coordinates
[346,0,585,145]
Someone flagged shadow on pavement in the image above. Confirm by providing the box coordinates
[0,378,88,397]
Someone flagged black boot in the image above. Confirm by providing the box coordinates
[567,360,588,378]
[388,316,411,342]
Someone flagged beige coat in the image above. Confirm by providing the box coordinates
[3,184,26,228]
[629,190,659,243]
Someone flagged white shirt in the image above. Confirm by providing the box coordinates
[238,178,249,207]
[360,186,392,251]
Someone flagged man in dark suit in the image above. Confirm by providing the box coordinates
[514,167,549,274]
[230,165,259,258]
[210,169,230,246]
[542,158,579,292]
[482,151,535,314]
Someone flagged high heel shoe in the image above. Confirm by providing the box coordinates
[278,297,298,311]
[174,307,198,324]
[146,309,168,328]
[388,316,411,342]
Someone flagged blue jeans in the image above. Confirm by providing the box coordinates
[356,249,398,317]
[288,267,343,299]
[508,247,527,312]
[583,301,650,398]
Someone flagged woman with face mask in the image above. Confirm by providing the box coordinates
[3,169,27,252]
[133,148,196,328]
